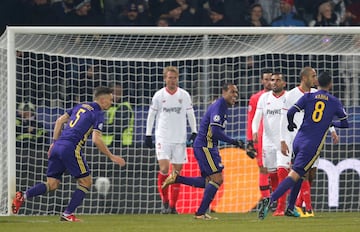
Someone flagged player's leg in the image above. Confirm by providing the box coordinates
[258,169,301,220]
[156,142,171,213]
[60,148,91,222]
[303,166,317,217]
[194,147,222,220]
[60,175,91,222]
[168,143,191,214]
[158,159,171,213]
[12,145,64,214]
[274,149,291,216]
[255,141,271,199]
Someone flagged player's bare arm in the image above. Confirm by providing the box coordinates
[92,130,126,167]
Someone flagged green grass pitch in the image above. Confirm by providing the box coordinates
[1,212,359,232]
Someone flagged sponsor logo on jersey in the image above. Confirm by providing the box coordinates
[163,107,182,114]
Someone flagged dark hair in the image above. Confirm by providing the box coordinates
[222,82,235,91]
[93,86,112,98]
[318,71,332,87]
[271,72,286,82]
[261,68,273,78]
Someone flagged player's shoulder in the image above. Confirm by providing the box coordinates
[177,87,191,96]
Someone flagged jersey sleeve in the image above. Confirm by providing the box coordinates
[93,111,105,132]
[246,95,256,140]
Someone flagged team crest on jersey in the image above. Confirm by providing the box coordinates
[213,115,221,122]
[98,123,103,130]
[178,99,182,104]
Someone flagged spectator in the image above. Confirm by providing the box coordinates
[117,1,151,26]
[160,0,195,26]
[16,102,48,148]
[202,1,229,26]
[243,3,269,26]
[102,83,135,147]
[309,0,341,26]
[345,0,360,25]
[64,0,104,26]
[256,0,281,25]
[271,0,306,26]
[51,0,74,25]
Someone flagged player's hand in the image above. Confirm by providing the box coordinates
[111,155,126,167]
[233,139,245,149]
[245,140,256,159]
[287,122,297,132]
[144,136,154,148]
[188,133,197,145]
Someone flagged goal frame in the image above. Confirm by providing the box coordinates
[4,26,360,215]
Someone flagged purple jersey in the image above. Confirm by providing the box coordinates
[193,97,233,148]
[58,102,105,148]
[289,90,348,176]
[47,102,104,179]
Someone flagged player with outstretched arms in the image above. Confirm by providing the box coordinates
[145,66,197,214]
[247,69,273,204]
[160,82,252,220]
[11,87,126,222]
[258,71,349,220]
[252,72,290,216]
[280,67,338,217]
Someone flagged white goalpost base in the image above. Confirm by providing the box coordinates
[0,27,359,215]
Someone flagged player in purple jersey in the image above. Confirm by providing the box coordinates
[161,82,248,220]
[11,87,126,222]
[258,72,349,220]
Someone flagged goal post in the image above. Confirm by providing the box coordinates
[1,27,360,216]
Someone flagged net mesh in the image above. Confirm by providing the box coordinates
[0,27,359,215]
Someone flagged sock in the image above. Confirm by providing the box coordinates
[169,183,181,209]
[259,173,270,198]
[276,168,289,211]
[287,178,303,211]
[26,182,49,199]
[301,180,312,211]
[271,177,296,204]
[157,171,169,203]
[64,185,89,215]
[269,172,278,192]
[176,176,206,188]
[295,185,304,207]
[196,181,219,215]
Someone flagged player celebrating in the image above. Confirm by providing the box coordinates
[258,71,349,220]
[280,67,338,217]
[247,69,273,203]
[161,82,248,220]
[145,66,197,214]
[11,86,126,222]
[252,72,290,216]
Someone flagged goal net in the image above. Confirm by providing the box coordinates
[0,27,359,215]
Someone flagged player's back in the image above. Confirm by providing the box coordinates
[295,90,347,149]
[58,102,103,147]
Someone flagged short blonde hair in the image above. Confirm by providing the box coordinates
[163,66,179,78]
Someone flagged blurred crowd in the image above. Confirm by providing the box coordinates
[0,0,359,34]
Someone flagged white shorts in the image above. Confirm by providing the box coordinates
[155,142,187,164]
[263,145,291,172]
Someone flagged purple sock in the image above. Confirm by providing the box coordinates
[271,177,296,203]
[177,176,206,188]
[287,179,303,210]
[26,182,48,199]
[196,181,219,215]
[64,185,89,215]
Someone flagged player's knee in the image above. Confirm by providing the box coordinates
[47,180,60,191]
[78,176,92,189]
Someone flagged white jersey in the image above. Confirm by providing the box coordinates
[148,87,194,143]
[253,90,286,149]
[280,87,317,142]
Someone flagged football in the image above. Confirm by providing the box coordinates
[95,177,111,195]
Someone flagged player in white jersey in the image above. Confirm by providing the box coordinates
[280,67,338,217]
[145,66,197,214]
[252,72,290,216]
